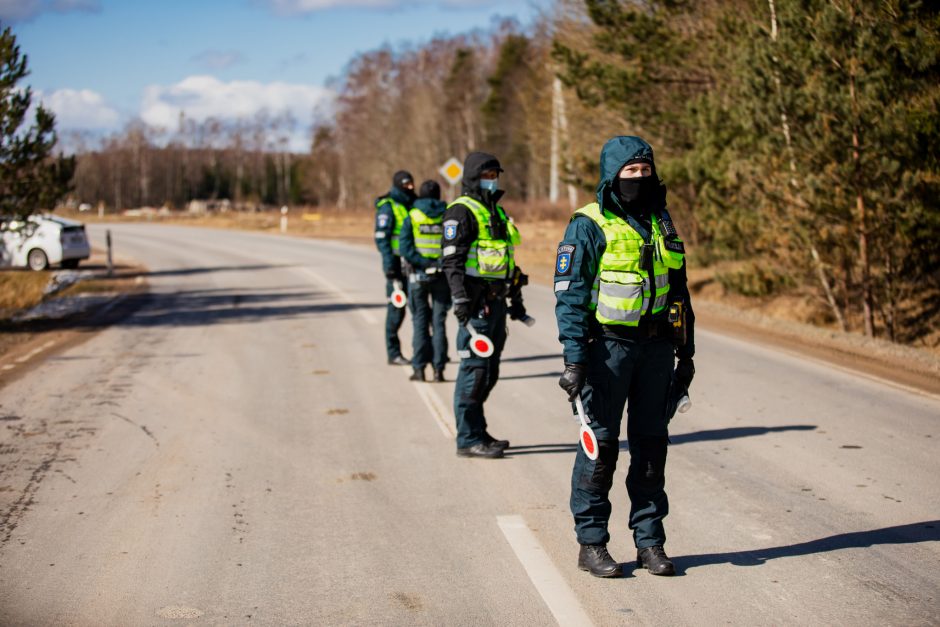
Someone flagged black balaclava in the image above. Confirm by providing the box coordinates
[612,158,659,216]
[393,170,416,203]
[418,180,441,200]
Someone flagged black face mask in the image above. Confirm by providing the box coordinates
[614,176,657,209]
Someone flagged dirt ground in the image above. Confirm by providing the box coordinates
[21,208,940,395]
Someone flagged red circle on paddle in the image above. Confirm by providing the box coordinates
[582,430,595,455]
[474,339,489,352]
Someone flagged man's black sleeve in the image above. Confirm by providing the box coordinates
[441,202,478,304]
[669,262,695,360]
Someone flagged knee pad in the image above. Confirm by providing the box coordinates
[579,440,619,493]
[462,366,487,404]
[627,436,668,486]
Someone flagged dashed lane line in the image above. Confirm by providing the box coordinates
[497,515,595,627]
[411,380,455,438]
[0,339,58,372]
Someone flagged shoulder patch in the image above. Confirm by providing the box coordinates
[555,244,575,276]
[376,213,390,229]
[443,219,458,240]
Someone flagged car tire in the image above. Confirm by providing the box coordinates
[61,259,80,269]
[27,248,48,271]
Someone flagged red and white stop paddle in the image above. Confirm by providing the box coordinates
[389,279,406,309]
[464,323,495,358]
[575,394,599,461]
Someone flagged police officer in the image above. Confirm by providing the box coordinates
[554,136,695,577]
[375,170,415,366]
[399,180,451,382]
[442,152,524,459]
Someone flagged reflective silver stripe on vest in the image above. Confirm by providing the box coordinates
[597,302,643,323]
[590,278,599,306]
[599,281,643,300]
[654,294,669,310]
[655,273,669,289]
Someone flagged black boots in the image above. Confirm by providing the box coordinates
[456,442,504,459]
[432,368,445,382]
[578,544,621,578]
[637,546,675,576]
[483,431,509,450]
[409,366,425,381]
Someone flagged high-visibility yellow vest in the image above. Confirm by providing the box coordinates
[376,197,410,255]
[408,207,444,259]
[449,195,520,280]
[574,202,684,326]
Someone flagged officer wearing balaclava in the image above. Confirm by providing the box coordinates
[375,170,416,365]
[553,136,696,578]
[441,151,525,459]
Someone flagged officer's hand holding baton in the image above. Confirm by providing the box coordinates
[559,363,586,402]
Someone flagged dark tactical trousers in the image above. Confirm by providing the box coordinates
[385,278,407,360]
[408,276,452,371]
[453,298,507,449]
[570,336,674,548]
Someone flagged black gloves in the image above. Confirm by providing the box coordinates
[558,363,586,402]
[508,300,527,321]
[454,300,471,324]
[385,268,400,281]
[675,357,695,389]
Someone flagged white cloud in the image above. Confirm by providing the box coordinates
[140,75,334,151]
[38,88,121,130]
[191,49,245,71]
[0,0,100,23]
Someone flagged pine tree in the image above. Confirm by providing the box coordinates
[0,24,74,218]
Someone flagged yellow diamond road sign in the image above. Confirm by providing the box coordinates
[439,157,463,185]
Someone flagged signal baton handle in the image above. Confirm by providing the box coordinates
[574,394,599,461]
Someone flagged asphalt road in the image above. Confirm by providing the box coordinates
[0,223,937,626]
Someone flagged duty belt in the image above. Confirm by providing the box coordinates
[601,319,672,341]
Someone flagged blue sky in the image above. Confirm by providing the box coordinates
[5,0,546,149]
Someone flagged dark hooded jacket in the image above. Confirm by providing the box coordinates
[441,151,510,305]
[399,197,447,270]
[553,136,695,365]
[374,183,414,275]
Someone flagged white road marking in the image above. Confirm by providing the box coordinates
[11,340,58,365]
[699,329,940,402]
[411,380,454,438]
[497,515,594,627]
[300,267,379,326]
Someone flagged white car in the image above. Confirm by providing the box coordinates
[0,214,92,271]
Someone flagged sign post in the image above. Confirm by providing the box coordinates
[438,157,463,202]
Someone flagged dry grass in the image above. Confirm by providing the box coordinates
[0,271,52,316]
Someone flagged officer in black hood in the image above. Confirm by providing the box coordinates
[375,170,416,365]
[554,136,695,578]
[441,151,526,459]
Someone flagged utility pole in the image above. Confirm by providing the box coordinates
[550,77,578,211]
